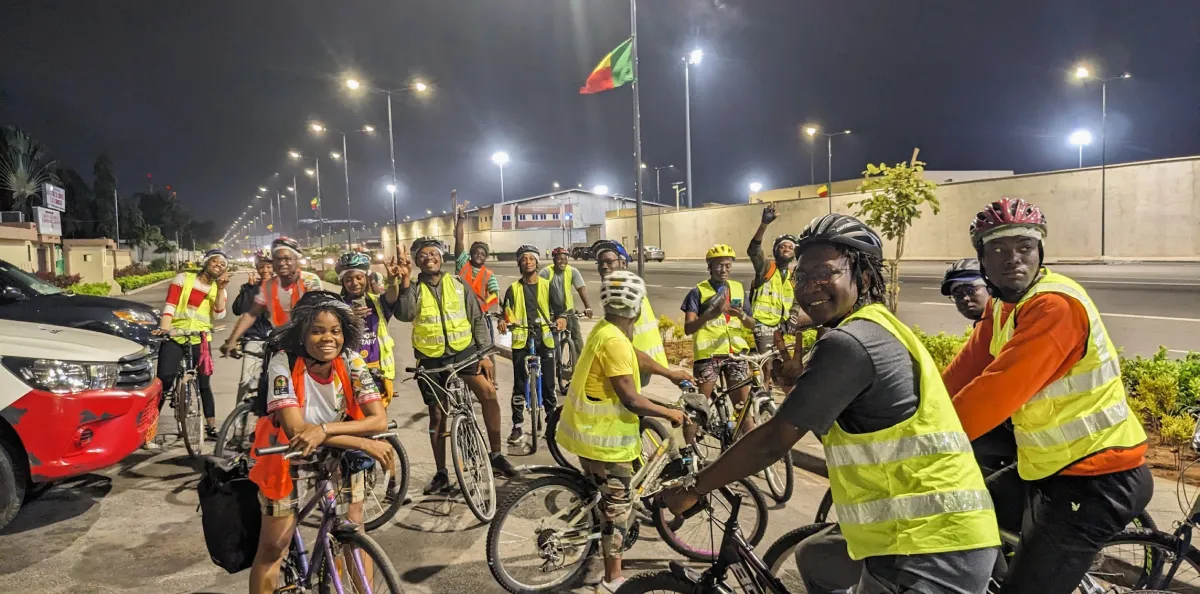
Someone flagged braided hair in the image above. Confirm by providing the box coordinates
[271,291,364,358]
[834,244,887,309]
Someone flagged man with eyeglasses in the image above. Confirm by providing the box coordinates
[941,258,988,323]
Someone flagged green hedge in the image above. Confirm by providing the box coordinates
[67,282,112,296]
[116,271,177,292]
[323,270,338,285]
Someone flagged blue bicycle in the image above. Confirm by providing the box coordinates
[501,314,553,455]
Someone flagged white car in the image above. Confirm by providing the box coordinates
[0,320,161,530]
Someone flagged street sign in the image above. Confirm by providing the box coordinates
[42,183,66,212]
[34,207,62,236]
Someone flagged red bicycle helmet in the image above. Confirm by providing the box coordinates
[969,198,1047,249]
[552,247,569,258]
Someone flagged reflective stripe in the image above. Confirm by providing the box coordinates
[825,432,973,469]
[633,321,657,336]
[641,344,665,359]
[555,422,639,450]
[1015,401,1131,449]
[1029,358,1122,403]
[836,489,994,526]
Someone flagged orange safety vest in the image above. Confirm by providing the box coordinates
[263,277,307,327]
[248,355,364,501]
[461,263,497,310]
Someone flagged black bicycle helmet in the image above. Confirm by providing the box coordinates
[772,234,799,256]
[410,236,447,256]
[515,244,540,260]
[940,258,982,296]
[796,214,884,260]
[295,290,352,311]
[469,240,490,255]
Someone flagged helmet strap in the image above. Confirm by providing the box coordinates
[977,243,1045,302]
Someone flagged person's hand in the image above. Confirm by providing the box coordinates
[663,407,686,428]
[556,318,567,332]
[216,273,231,290]
[151,327,170,336]
[352,305,372,318]
[721,300,741,319]
[384,256,403,280]
[661,485,701,517]
[666,368,696,387]
[479,357,495,383]
[761,203,778,225]
[289,424,328,457]
[247,272,260,287]
[498,320,509,335]
[220,340,241,359]
[583,308,593,319]
[360,438,396,474]
[392,253,412,280]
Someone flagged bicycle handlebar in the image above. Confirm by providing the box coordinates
[253,420,398,457]
[727,348,779,366]
[404,346,498,375]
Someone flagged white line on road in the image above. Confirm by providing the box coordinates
[1170,350,1191,355]
[919,302,955,307]
[922,286,939,290]
[673,286,692,290]
[919,302,1200,323]
[905,275,1200,287]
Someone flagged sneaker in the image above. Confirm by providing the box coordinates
[507,425,524,445]
[490,453,522,479]
[141,441,162,451]
[205,426,219,441]
[423,471,452,495]
[595,577,626,593]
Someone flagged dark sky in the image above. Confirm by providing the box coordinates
[2,1,1197,236]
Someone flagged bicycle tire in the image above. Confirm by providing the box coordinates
[555,334,574,396]
[319,529,406,593]
[754,397,794,504]
[814,488,835,524]
[637,417,670,474]
[545,407,579,473]
[180,377,204,458]
[651,477,770,562]
[528,375,541,455]
[452,413,497,523]
[361,435,410,532]
[213,401,255,458]
[614,571,693,593]
[486,474,599,593]
[1062,527,1200,592]
[761,522,835,591]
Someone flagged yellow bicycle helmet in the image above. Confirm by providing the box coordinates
[705,244,737,261]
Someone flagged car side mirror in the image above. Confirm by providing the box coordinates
[0,286,26,303]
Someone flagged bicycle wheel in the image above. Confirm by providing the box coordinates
[761,522,835,592]
[1072,528,1200,592]
[213,401,255,458]
[180,377,204,458]
[318,529,405,593]
[528,377,541,455]
[452,413,497,523]
[814,488,836,524]
[651,477,769,562]
[555,335,574,396]
[486,474,599,593]
[545,407,579,473]
[616,571,694,593]
[754,397,793,504]
[361,435,410,532]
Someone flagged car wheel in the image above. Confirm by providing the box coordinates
[0,436,27,531]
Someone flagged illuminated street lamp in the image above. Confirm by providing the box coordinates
[1072,63,1132,256]
[1069,129,1092,168]
[289,150,323,247]
[491,151,510,203]
[593,185,610,195]
[807,125,852,213]
[552,181,560,190]
[683,48,703,207]
[749,181,763,193]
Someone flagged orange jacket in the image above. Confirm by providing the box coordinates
[263,277,308,328]
[461,264,497,311]
[944,292,1146,477]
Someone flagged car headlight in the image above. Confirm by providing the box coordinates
[375,253,384,261]
[114,309,158,325]
[2,357,121,394]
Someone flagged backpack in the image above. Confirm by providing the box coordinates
[197,455,261,574]
[253,345,295,417]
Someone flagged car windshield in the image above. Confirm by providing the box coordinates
[0,261,64,296]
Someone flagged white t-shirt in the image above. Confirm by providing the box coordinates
[265,351,381,424]
[254,272,325,325]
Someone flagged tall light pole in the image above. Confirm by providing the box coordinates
[311,123,373,247]
[652,164,675,204]
[1074,65,1131,257]
[1069,129,1092,169]
[344,77,430,230]
[809,126,852,213]
[803,125,818,184]
[683,49,702,208]
[491,151,510,203]
[289,151,322,247]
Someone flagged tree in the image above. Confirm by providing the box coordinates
[850,155,940,313]
[56,166,95,238]
[92,155,118,238]
[0,125,59,218]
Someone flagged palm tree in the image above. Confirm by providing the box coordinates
[0,125,59,218]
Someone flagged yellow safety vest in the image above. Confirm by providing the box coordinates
[412,276,473,358]
[505,277,555,350]
[556,320,642,463]
[631,296,668,368]
[171,273,218,346]
[365,294,396,380]
[752,264,795,327]
[988,269,1147,481]
[543,264,576,311]
[693,280,750,360]
[825,303,1000,561]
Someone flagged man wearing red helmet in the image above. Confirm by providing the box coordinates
[943,197,1151,594]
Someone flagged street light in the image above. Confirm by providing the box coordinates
[1069,129,1093,168]
[651,164,675,204]
[749,181,763,193]
[1072,63,1132,257]
[290,150,324,247]
[552,181,560,189]
[807,125,852,213]
[593,185,609,195]
[803,125,819,184]
[683,48,702,208]
[491,151,510,202]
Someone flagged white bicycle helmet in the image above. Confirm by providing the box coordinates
[600,270,646,318]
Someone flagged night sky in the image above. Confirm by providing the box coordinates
[2,1,1196,236]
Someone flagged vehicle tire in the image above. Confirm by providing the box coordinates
[179,377,204,458]
[651,477,769,562]
[361,435,410,532]
[0,435,27,531]
[754,397,793,504]
[614,571,693,593]
[544,407,579,473]
[213,401,256,458]
[319,529,406,593]
[451,413,496,523]
[486,474,599,593]
[761,522,835,592]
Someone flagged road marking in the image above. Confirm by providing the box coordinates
[905,275,1200,287]
[673,286,692,290]
[920,303,1200,323]
[921,286,939,290]
[1169,350,1191,355]
[646,284,663,288]
[919,302,955,307]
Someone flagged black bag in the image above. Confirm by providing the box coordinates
[197,455,262,574]
[253,347,295,418]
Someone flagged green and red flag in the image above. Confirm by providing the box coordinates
[310,197,320,211]
[580,38,634,95]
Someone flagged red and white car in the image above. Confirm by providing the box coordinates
[0,320,162,530]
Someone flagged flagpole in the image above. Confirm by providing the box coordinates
[630,0,645,278]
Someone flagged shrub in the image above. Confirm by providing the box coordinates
[67,282,112,296]
[115,263,151,278]
[1159,413,1197,470]
[658,315,686,341]
[36,271,82,289]
[323,270,338,285]
[148,257,172,273]
[116,271,177,292]
[912,326,974,371]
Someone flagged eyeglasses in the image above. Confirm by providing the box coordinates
[950,284,984,300]
[794,267,847,288]
[710,262,733,271]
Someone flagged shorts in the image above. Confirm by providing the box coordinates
[693,356,750,386]
[259,463,365,517]
[752,323,779,353]
[415,350,482,407]
[579,458,634,558]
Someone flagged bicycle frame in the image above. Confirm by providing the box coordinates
[668,493,788,594]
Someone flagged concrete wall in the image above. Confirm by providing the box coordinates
[64,239,117,285]
[0,240,35,272]
[608,156,1200,261]
[750,170,1016,204]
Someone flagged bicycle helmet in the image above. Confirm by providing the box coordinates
[705,244,737,261]
[469,240,490,255]
[551,247,569,258]
[592,240,630,264]
[515,244,540,261]
[295,290,352,312]
[271,236,302,257]
[337,251,371,273]
[772,234,799,256]
[600,270,646,318]
[202,248,229,264]
[254,248,272,264]
[796,213,884,260]
[969,197,1047,249]
[409,236,447,257]
[940,258,982,296]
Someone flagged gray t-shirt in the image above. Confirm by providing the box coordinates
[539,266,586,314]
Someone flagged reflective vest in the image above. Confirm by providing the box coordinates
[543,264,577,311]
[461,263,497,311]
[825,303,999,561]
[505,277,555,350]
[632,296,668,368]
[556,320,642,463]
[988,270,1147,481]
[249,354,364,501]
[412,276,473,359]
[693,280,750,360]
[363,294,396,381]
[751,262,794,327]
[264,275,311,328]
[171,273,218,345]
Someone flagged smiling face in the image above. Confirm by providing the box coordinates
[981,235,1040,298]
[795,243,857,327]
[596,250,624,279]
[255,260,274,281]
[707,257,733,282]
[416,246,442,274]
[553,253,568,270]
[305,310,344,362]
[203,256,227,279]
[273,249,299,280]
[341,270,368,297]
[470,245,488,267]
[774,240,796,262]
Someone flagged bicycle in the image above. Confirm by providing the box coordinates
[485,385,771,593]
[214,338,269,458]
[553,311,586,397]
[159,328,218,458]
[499,315,554,455]
[406,346,498,524]
[255,437,405,593]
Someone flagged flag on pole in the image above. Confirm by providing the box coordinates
[817,184,830,198]
[580,38,635,94]
[267,224,274,231]
[310,197,320,211]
